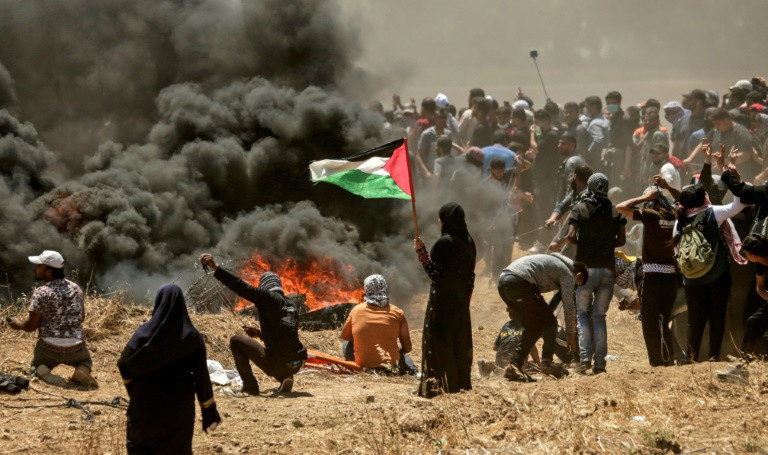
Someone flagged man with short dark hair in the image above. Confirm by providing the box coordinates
[563,102,590,157]
[458,88,485,146]
[416,107,451,179]
[545,163,592,232]
[471,98,493,148]
[480,157,517,279]
[605,91,633,185]
[708,107,761,181]
[497,253,588,381]
[529,109,561,240]
[647,143,681,196]
[634,107,669,193]
[9,250,97,388]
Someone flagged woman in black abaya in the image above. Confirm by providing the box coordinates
[414,203,476,397]
[118,284,221,454]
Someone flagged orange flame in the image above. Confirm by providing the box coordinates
[237,252,364,311]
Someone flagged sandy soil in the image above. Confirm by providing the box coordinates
[1,269,767,454]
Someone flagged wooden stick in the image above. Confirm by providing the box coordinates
[403,137,419,238]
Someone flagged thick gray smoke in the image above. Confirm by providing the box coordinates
[0,0,365,173]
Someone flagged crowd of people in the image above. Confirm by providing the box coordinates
[5,77,768,452]
[379,76,768,383]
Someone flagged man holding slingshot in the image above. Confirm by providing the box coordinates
[199,254,307,395]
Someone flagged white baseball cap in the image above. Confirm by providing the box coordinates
[28,250,65,268]
[435,93,450,108]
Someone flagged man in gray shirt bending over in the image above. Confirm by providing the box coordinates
[497,253,587,382]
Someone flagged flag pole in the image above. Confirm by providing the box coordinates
[403,137,419,238]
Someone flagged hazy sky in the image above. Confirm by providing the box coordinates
[341,0,768,112]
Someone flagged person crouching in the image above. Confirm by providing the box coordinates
[199,254,307,395]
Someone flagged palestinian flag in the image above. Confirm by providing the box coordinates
[309,138,413,200]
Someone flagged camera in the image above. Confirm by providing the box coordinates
[529,49,538,59]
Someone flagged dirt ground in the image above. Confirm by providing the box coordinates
[1,268,767,455]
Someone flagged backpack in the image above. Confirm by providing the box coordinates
[676,211,718,279]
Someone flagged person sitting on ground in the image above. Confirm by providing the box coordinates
[199,254,307,395]
[9,250,97,388]
[496,253,588,381]
[118,284,221,454]
[340,274,417,375]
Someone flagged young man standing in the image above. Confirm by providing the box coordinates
[616,179,680,366]
[566,173,626,374]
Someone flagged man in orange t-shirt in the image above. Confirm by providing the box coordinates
[341,275,417,374]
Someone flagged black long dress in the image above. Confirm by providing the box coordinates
[118,284,220,455]
[417,203,476,397]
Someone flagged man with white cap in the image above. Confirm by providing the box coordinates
[8,250,97,388]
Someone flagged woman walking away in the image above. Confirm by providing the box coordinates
[674,184,746,362]
[118,284,221,454]
[414,202,476,397]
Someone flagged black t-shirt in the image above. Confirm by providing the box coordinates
[569,199,626,270]
[533,129,560,181]
[471,121,493,148]
[494,320,523,366]
[633,208,676,266]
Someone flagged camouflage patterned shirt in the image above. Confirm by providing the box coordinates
[29,279,85,339]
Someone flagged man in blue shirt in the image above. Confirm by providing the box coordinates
[481,130,517,177]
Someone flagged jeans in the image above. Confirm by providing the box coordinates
[498,274,559,367]
[576,268,614,370]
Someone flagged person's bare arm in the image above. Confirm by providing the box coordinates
[529,346,541,366]
[565,223,579,245]
[654,174,681,201]
[616,191,656,218]
[684,141,704,168]
[616,222,627,247]
[416,148,432,177]
[398,318,412,354]
[9,311,42,332]
[756,275,768,302]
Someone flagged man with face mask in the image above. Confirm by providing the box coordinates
[664,101,693,162]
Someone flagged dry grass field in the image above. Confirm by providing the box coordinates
[1,271,767,454]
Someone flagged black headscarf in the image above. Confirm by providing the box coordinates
[439,203,470,237]
[118,284,205,380]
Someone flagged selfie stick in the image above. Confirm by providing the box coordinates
[529,49,549,102]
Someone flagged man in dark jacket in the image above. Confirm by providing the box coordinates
[199,254,307,395]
